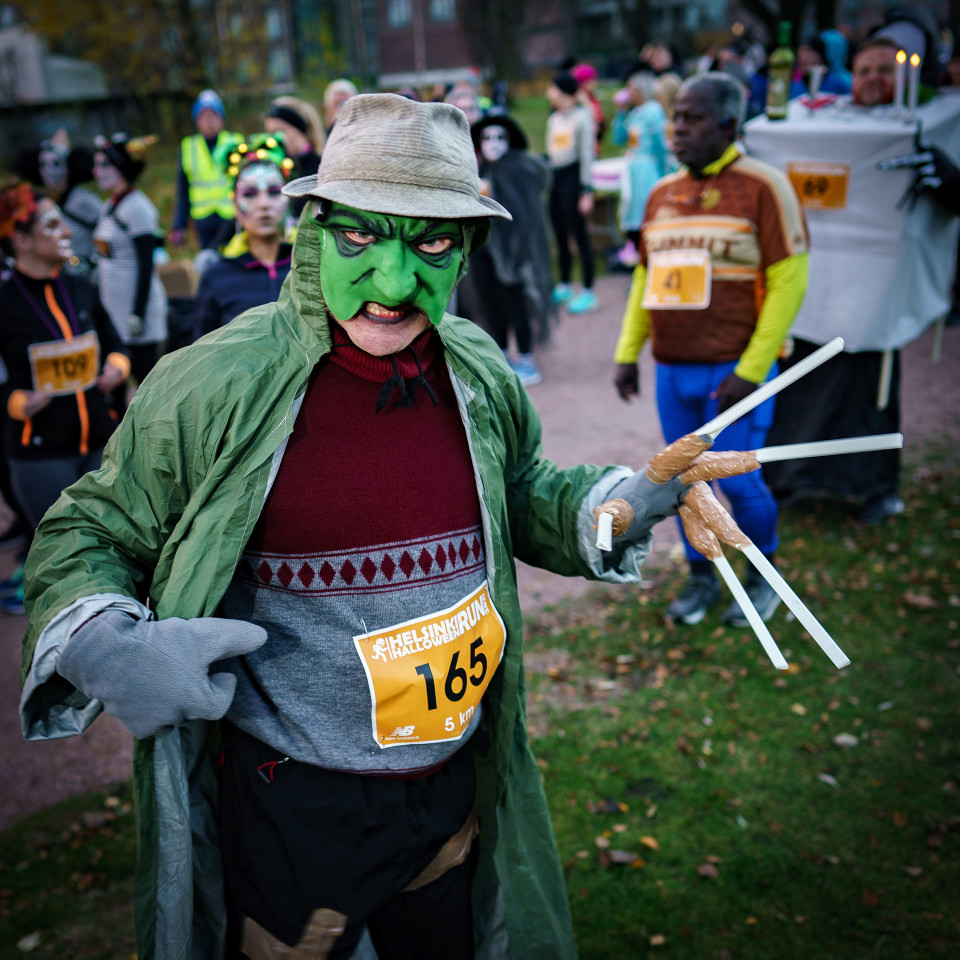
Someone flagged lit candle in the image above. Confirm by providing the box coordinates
[906,52,921,119]
[894,49,907,113]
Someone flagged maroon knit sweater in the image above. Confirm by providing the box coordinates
[246,323,482,557]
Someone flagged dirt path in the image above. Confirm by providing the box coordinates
[1,273,957,829]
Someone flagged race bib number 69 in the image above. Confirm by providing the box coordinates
[354,582,507,748]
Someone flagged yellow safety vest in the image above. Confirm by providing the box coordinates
[181,131,236,221]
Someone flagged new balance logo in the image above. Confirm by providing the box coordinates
[389,725,416,738]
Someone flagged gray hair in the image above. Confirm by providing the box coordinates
[679,72,747,132]
[626,71,658,101]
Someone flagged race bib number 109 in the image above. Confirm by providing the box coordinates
[354,582,507,748]
[28,331,100,396]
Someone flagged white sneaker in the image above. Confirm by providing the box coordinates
[510,354,542,387]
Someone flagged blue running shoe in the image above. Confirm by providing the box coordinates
[565,289,599,314]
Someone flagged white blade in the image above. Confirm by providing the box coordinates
[742,545,851,669]
[713,554,788,670]
[596,511,614,552]
[697,337,845,441]
[754,433,903,464]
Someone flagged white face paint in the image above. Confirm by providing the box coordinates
[234,162,287,240]
[40,205,73,258]
[480,126,510,164]
[39,147,67,192]
[28,198,73,267]
[93,152,124,193]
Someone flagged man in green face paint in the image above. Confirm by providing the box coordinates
[315,203,463,356]
[19,94,703,960]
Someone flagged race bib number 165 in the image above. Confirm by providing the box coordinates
[353,582,507,748]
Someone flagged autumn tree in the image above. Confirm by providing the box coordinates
[24,0,214,97]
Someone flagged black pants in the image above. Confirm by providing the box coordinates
[549,161,594,289]
[219,724,477,960]
[469,249,532,354]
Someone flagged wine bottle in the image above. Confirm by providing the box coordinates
[765,21,795,121]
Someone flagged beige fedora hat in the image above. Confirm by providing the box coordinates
[283,93,511,222]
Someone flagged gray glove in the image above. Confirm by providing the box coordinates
[606,471,688,543]
[57,609,268,739]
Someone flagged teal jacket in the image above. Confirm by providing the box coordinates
[20,208,650,959]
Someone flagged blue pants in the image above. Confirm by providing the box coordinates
[656,360,779,561]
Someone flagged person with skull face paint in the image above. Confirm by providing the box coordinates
[15,131,101,280]
[193,135,296,340]
[92,133,168,388]
[18,95,707,959]
[463,111,554,386]
[0,181,129,612]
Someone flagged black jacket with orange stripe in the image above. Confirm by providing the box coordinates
[0,270,128,460]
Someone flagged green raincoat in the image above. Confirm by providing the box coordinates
[20,210,650,959]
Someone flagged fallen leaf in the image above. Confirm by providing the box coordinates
[676,737,693,754]
[862,889,879,906]
[16,932,41,952]
[903,591,939,610]
[80,811,112,830]
[649,934,666,946]
[904,866,923,877]
[819,773,840,788]
[595,835,611,849]
[892,810,908,828]
[833,733,859,749]
[697,862,719,878]
[917,717,933,732]
[608,849,639,864]
[640,836,660,850]
[791,703,808,716]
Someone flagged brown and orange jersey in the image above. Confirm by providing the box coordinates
[638,145,808,365]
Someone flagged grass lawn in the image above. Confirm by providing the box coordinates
[1,446,957,959]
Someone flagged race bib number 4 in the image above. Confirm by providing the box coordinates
[642,249,712,310]
[354,582,507,748]
[786,161,850,210]
[28,331,100,396]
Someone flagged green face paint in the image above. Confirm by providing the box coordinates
[316,202,463,356]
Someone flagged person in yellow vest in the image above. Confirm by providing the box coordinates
[170,90,238,251]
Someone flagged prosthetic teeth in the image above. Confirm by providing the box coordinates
[365,302,406,319]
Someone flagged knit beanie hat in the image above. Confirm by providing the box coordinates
[193,89,226,123]
[552,71,580,96]
[571,63,598,84]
